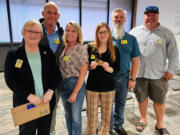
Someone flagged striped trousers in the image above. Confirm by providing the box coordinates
[86,90,115,135]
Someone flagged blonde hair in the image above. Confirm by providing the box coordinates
[63,21,83,46]
[93,22,116,62]
[21,20,43,39]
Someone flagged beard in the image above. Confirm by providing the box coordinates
[113,22,125,40]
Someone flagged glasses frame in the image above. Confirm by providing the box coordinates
[98,31,108,35]
[25,30,42,35]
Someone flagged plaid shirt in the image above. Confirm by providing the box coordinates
[130,25,179,79]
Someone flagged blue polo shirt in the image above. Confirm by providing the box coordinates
[43,25,60,54]
[113,32,140,75]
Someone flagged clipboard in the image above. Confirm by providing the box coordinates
[11,102,50,126]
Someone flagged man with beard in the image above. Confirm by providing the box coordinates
[130,6,178,135]
[109,8,140,135]
[40,2,64,135]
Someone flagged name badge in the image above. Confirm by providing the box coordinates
[121,40,128,44]
[54,38,60,45]
[64,56,69,61]
[157,39,162,44]
[91,55,96,59]
[15,59,23,68]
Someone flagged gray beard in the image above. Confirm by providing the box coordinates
[113,23,125,40]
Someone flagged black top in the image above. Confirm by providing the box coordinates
[86,45,120,92]
[4,44,59,111]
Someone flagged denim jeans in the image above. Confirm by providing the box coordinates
[59,77,85,135]
[110,73,129,130]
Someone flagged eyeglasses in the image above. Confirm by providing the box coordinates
[145,6,158,11]
[25,30,42,35]
[98,31,108,35]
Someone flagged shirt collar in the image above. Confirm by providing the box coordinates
[142,23,161,32]
[42,23,58,35]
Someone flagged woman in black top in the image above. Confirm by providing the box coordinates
[86,22,120,135]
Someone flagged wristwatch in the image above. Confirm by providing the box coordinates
[130,78,136,81]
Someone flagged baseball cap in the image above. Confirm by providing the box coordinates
[144,6,159,14]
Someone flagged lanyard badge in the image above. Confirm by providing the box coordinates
[64,56,69,61]
[54,38,60,45]
[121,40,128,45]
[15,59,23,68]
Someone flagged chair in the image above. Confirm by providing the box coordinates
[168,75,180,94]
[82,97,87,112]
[125,91,135,114]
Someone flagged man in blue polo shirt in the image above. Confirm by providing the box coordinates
[110,8,140,135]
[40,2,64,135]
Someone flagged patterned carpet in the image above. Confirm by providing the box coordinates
[0,72,180,135]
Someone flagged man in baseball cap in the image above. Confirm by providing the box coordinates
[144,6,159,14]
[129,5,178,135]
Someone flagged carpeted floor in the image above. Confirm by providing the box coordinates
[0,72,180,135]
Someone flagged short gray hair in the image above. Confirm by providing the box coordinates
[112,8,126,18]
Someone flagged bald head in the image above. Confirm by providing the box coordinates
[44,2,58,11]
[42,2,60,27]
